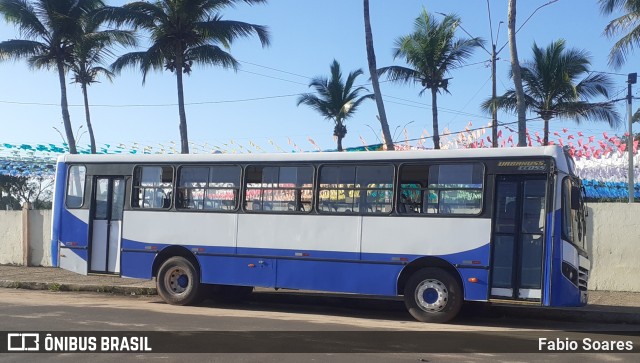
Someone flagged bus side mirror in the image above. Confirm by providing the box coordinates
[571,186,581,210]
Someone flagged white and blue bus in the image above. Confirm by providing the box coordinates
[51,146,588,323]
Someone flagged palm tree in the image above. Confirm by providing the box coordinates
[297,60,374,151]
[378,10,483,149]
[482,40,621,145]
[69,15,137,154]
[363,0,393,151]
[508,0,527,147]
[0,0,104,154]
[97,0,270,154]
[599,0,640,68]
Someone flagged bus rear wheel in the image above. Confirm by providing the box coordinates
[157,256,202,305]
[404,268,462,323]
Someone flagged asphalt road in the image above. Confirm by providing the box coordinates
[0,289,639,362]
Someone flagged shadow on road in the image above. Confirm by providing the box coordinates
[149,289,640,329]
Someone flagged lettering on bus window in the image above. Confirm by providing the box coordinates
[132,166,173,209]
[66,165,86,209]
[176,166,241,211]
[244,165,313,213]
[398,163,484,215]
[318,165,393,214]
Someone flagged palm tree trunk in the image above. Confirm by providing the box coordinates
[175,51,190,154]
[81,82,97,154]
[364,0,394,151]
[57,60,77,154]
[508,0,528,147]
[431,87,441,149]
[335,119,345,151]
[543,117,550,146]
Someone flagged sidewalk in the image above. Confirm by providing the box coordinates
[1,265,640,325]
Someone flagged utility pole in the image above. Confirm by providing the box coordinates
[491,43,498,147]
[628,73,637,203]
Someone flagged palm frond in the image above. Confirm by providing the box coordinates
[196,17,270,48]
[185,44,239,70]
[556,101,622,128]
[377,65,420,85]
[0,0,48,40]
[92,3,159,29]
[0,39,46,61]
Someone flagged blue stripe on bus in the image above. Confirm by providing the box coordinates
[548,211,581,307]
[59,209,90,249]
[50,162,67,267]
[119,238,491,299]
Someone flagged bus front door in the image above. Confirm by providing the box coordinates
[89,177,125,274]
[490,175,547,302]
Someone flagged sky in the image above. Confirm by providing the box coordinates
[0,0,638,153]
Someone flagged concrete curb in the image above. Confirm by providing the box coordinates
[0,280,157,296]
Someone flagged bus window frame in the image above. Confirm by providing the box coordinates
[396,161,486,217]
[175,164,242,213]
[242,163,315,214]
[561,176,587,252]
[65,164,87,209]
[316,163,395,216]
[131,164,176,211]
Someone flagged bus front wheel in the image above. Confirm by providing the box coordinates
[404,268,462,323]
[157,256,202,305]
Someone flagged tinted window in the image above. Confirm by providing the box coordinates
[176,165,241,211]
[245,165,314,213]
[132,166,173,209]
[318,165,393,214]
[398,163,484,215]
[66,165,86,209]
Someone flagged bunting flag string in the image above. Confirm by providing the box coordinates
[3,123,640,200]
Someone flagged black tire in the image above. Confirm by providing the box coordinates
[209,285,254,303]
[403,268,463,323]
[157,256,202,305]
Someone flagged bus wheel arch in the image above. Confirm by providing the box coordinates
[153,246,203,306]
[397,257,464,323]
[152,246,200,279]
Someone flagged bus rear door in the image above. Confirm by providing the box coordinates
[89,176,126,274]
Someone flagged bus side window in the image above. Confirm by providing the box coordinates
[66,165,86,209]
[244,165,313,213]
[132,166,174,209]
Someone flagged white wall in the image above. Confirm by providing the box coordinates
[28,210,52,267]
[0,211,23,265]
[586,204,640,292]
[0,205,639,292]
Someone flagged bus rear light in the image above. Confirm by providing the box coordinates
[468,277,478,283]
[472,261,481,264]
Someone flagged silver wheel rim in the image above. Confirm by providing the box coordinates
[415,279,448,313]
[164,267,189,295]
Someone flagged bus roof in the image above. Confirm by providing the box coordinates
[57,145,570,168]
